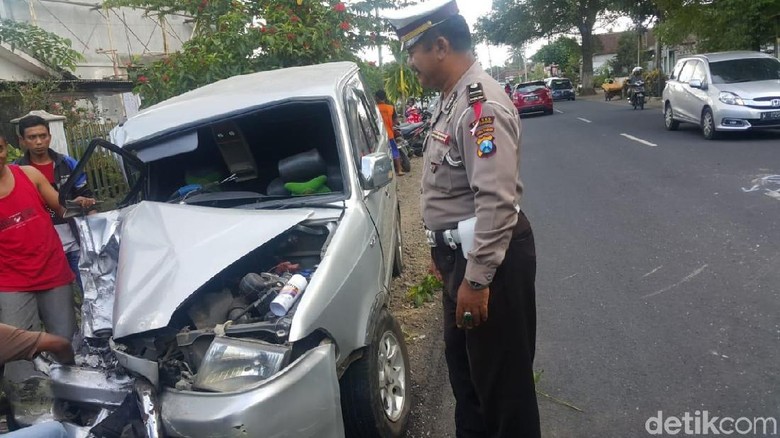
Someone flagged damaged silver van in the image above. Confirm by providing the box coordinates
[4,62,409,437]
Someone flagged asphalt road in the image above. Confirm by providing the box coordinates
[406,96,780,437]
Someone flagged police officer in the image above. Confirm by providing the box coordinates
[386,1,540,436]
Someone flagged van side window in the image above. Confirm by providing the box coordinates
[345,86,383,172]
[677,61,696,83]
[691,61,707,83]
[670,61,686,80]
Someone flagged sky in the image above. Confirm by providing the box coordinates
[360,0,538,69]
[361,0,636,70]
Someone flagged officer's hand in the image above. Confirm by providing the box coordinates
[456,281,489,329]
[428,258,442,282]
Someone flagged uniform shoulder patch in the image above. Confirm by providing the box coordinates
[469,116,495,129]
[476,135,496,158]
[467,82,486,105]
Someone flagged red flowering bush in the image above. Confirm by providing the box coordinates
[111,0,376,106]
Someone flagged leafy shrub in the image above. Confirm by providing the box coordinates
[406,274,443,308]
[592,74,609,89]
[643,69,667,97]
[6,144,23,162]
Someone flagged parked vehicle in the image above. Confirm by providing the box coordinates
[629,79,646,110]
[662,51,780,139]
[394,132,413,172]
[513,81,554,115]
[5,62,410,438]
[545,77,576,101]
[397,111,430,157]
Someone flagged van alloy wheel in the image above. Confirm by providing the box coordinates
[664,104,679,130]
[702,108,719,140]
[340,309,411,437]
[378,330,406,421]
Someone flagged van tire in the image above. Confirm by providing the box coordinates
[340,309,411,437]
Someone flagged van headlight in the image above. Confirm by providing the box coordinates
[193,337,291,392]
[718,92,745,106]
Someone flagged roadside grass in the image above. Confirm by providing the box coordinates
[534,369,583,412]
[406,274,442,308]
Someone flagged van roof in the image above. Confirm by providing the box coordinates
[113,62,359,147]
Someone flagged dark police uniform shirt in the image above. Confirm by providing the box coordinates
[421,61,524,286]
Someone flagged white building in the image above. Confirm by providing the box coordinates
[0,0,194,80]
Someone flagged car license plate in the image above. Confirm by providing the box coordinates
[760,110,780,120]
[525,95,539,101]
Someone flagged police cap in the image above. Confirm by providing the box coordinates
[384,0,460,50]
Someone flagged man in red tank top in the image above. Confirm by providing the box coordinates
[0,139,95,341]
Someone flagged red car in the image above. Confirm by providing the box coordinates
[513,81,554,116]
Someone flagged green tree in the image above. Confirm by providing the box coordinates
[654,0,780,52]
[383,40,422,105]
[608,31,651,75]
[110,0,377,106]
[0,19,83,71]
[477,0,615,95]
[359,60,384,96]
[531,36,581,80]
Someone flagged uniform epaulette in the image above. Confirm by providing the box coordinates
[467,82,486,105]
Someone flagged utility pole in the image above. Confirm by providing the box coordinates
[374,4,383,67]
[487,44,494,80]
[522,45,528,82]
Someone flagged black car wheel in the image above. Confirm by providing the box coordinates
[398,148,411,173]
[664,104,680,130]
[701,108,719,140]
[341,309,411,438]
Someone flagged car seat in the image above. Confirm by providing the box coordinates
[267,149,342,196]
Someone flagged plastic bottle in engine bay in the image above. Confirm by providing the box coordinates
[269,274,308,317]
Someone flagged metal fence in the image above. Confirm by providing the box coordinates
[65,122,130,203]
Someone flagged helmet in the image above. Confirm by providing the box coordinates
[631,66,643,76]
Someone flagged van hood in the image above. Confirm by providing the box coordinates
[715,79,780,99]
[89,202,312,339]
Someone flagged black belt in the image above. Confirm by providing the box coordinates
[426,210,530,249]
[425,228,461,249]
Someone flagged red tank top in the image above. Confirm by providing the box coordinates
[0,165,74,292]
[29,161,55,184]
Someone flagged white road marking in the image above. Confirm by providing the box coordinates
[555,109,564,114]
[641,265,663,279]
[620,133,657,147]
[742,174,780,201]
[642,264,708,299]
[577,117,592,123]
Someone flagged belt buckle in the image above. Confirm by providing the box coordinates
[443,230,458,250]
[425,230,437,247]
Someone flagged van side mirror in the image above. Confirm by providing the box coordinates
[689,79,707,90]
[360,152,393,190]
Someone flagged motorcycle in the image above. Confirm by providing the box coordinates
[397,110,431,157]
[629,80,646,110]
[393,129,412,173]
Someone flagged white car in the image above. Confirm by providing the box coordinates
[662,51,780,139]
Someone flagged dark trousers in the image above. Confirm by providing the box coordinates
[432,213,540,438]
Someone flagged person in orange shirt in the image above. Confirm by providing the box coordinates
[375,90,405,176]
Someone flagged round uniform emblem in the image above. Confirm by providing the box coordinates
[479,140,494,154]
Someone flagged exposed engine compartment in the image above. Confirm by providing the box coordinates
[49,219,337,433]
[119,219,334,387]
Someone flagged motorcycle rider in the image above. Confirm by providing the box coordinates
[627,66,644,104]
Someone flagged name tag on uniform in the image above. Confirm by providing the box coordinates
[431,130,450,145]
